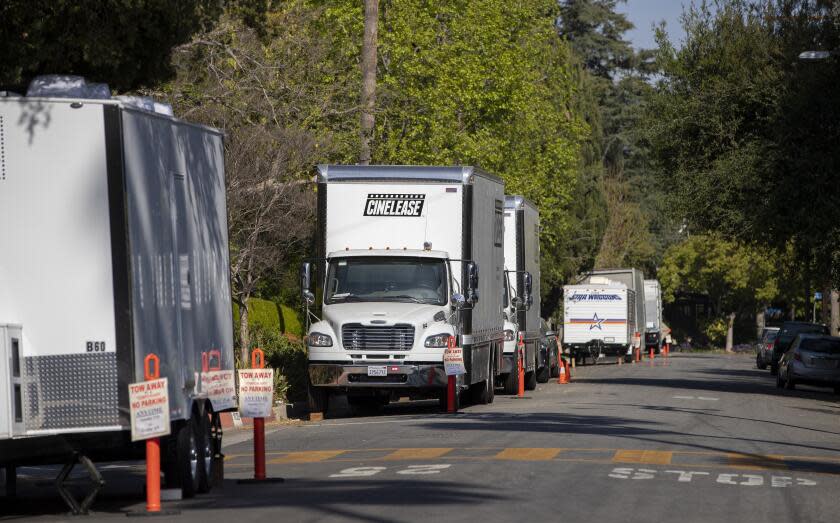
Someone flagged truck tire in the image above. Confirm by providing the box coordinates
[176,422,201,499]
[308,385,330,416]
[524,355,537,391]
[196,411,214,494]
[503,364,520,394]
[470,356,494,405]
[536,363,550,383]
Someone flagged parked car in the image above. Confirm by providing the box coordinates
[770,321,829,375]
[755,327,780,370]
[776,334,840,393]
[539,319,560,380]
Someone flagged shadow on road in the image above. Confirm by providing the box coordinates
[0,471,505,520]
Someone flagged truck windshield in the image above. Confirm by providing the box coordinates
[325,257,447,305]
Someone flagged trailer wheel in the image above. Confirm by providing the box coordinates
[524,355,537,391]
[196,411,214,494]
[176,422,201,499]
[469,355,494,405]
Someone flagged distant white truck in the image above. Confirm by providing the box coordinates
[500,195,542,393]
[644,280,663,353]
[563,279,637,363]
[301,165,506,413]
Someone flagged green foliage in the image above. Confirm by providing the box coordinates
[660,234,778,313]
[233,298,281,333]
[369,0,588,294]
[279,304,303,338]
[249,325,309,403]
[0,0,223,90]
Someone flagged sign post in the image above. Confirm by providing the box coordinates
[127,353,177,516]
[517,334,525,397]
[443,336,464,413]
[236,348,283,484]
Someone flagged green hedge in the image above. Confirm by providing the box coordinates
[233,298,281,333]
[279,303,303,338]
[249,325,309,402]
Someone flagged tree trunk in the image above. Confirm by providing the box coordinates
[239,298,250,367]
[725,312,736,353]
[831,289,840,336]
[358,0,379,165]
[756,306,766,339]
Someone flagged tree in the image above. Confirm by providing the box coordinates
[359,0,379,164]
[0,0,223,91]
[372,0,588,304]
[659,235,778,351]
[152,5,359,360]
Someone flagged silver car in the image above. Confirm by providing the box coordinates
[755,327,780,370]
[777,334,840,394]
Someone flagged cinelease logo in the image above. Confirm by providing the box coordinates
[364,193,426,217]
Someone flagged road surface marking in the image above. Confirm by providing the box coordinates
[613,450,673,465]
[673,396,695,399]
[383,448,453,460]
[329,466,387,478]
[697,397,719,401]
[396,464,451,475]
[269,450,346,464]
[610,468,818,487]
[494,448,563,461]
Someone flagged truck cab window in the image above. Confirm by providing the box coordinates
[326,257,447,305]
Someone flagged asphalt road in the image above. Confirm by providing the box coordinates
[5,352,840,522]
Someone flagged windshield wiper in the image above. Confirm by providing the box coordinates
[330,293,364,302]
[383,295,441,304]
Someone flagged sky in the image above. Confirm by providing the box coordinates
[617,0,689,51]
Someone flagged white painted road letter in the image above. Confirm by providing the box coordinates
[665,470,709,482]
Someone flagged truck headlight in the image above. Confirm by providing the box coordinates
[424,333,451,348]
[504,329,515,341]
[308,332,333,347]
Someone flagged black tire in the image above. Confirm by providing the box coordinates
[833,386,840,395]
[176,422,200,499]
[524,355,537,391]
[536,363,550,383]
[470,355,494,405]
[550,355,560,378]
[196,411,214,494]
[503,360,521,395]
[308,385,330,416]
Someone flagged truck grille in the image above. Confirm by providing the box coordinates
[342,324,415,351]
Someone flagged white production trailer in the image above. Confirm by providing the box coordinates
[0,81,234,506]
[500,195,543,393]
[302,165,505,412]
[644,280,664,352]
[563,281,636,363]
[581,268,646,340]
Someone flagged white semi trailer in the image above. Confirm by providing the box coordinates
[644,279,663,353]
[302,165,505,413]
[0,79,234,508]
[499,195,543,393]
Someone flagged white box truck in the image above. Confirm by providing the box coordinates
[581,268,646,340]
[301,165,505,413]
[0,80,234,506]
[499,195,546,393]
[563,280,636,363]
[644,279,663,353]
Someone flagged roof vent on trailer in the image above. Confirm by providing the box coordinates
[26,75,111,99]
[114,96,174,117]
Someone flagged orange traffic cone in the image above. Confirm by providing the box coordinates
[558,359,569,384]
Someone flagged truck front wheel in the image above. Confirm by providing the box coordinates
[308,385,330,417]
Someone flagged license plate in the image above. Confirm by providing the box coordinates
[367,366,388,377]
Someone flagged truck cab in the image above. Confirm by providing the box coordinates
[303,249,471,411]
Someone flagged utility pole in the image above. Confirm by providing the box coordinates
[359,0,379,165]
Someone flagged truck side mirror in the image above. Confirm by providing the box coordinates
[300,262,313,306]
[523,272,533,310]
[512,296,524,309]
[465,261,480,305]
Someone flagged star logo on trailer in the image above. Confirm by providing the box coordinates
[590,313,605,330]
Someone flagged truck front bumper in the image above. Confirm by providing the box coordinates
[309,363,448,388]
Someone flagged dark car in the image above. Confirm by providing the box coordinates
[777,334,840,393]
[770,321,830,375]
[537,319,560,382]
[755,327,780,370]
